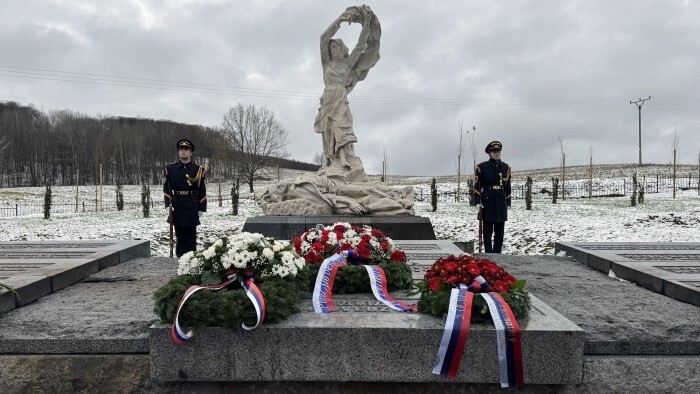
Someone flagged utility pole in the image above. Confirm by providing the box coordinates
[456,119,464,202]
[629,96,651,165]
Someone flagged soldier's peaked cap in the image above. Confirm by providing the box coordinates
[177,139,194,151]
[485,140,502,153]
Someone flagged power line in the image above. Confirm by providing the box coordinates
[0,64,631,106]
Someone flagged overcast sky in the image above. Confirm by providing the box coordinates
[1,0,699,175]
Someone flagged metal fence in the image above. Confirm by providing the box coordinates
[414,174,700,203]
[0,195,257,218]
[2,174,698,216]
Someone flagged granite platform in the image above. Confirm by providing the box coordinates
[555,242,700,307]
[1,243,699,392]
[0,240,150,315]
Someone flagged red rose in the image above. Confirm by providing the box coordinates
[504,274,517,285]
[492,280,509,293]
[428,277,442,291]
[425,270,436,278]
[311,242,323,252]
[390,250,406,262]
[341,243,353,251]
[371,229,384,238]
[358,246,371,259]
[446,276,460,285]
[334,224,346,232]
[292,236,302,253]
[320,233,329,243]
[380,242,390,252]
[304,251,319,264]
[361,234,372,242]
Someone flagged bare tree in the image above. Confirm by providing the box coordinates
[313,152,325,167]
[0,136,8,155]
[557,134,566,201]
[220,103,289,192]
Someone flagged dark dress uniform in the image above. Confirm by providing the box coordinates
[163,142,207,257]
[473,141,511,253]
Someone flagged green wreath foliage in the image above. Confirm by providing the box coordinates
[154,232,313,331]
[414,279,530,323]
[293,222,413,294]
[305,262,413,294]
[413,255,531,322]
[154,273,305,331]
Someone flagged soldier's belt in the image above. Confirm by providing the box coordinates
[173,190,198,196]
[487,186,502,190]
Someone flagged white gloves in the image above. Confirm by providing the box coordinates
[198,211,203,218]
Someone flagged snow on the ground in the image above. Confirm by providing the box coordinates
[1,175,699,256]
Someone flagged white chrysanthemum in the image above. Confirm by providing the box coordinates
[262,248,274,259]
[294,257,304,270]
[272,242,284,252]
[214,239,224,248]
[328,232,337,243]
[221,254,234,270]
[233,255,247,269]
[202,245,217,260]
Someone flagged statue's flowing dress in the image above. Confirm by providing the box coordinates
[314,61,357,160]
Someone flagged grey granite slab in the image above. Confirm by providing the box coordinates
[0,240,149,315]
[485,253,700,355]
[556,242,700,307]
[150,294,584,384]
[0,275,51,308]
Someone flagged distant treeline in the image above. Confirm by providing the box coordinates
[0,101,318,187]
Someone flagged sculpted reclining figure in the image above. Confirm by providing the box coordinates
[258,175,414,216]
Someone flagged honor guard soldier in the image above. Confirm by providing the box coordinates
[473,140,512,253]
[163,139,207,257]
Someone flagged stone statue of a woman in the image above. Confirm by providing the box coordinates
[314,5,381,170]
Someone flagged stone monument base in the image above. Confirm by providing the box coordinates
[149,294,584,384]
[242,215,436,240]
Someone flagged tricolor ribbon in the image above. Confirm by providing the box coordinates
[241,274,266,331]
[481,292,524,388]
[312,253,348,313]
[432,277,524,387]
[432,284,473,378]
[312,251,417,314]
[364,264,418,312]
[170,271,267,345]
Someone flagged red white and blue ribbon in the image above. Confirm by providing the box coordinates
[312,253,348,314]
[364,264,418,312]
[171,273,238,345]
[432,284,473,378]
[170,272,268,344]
[480,292,524,388]
[240,275,266,331]
[432,279,524,387]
